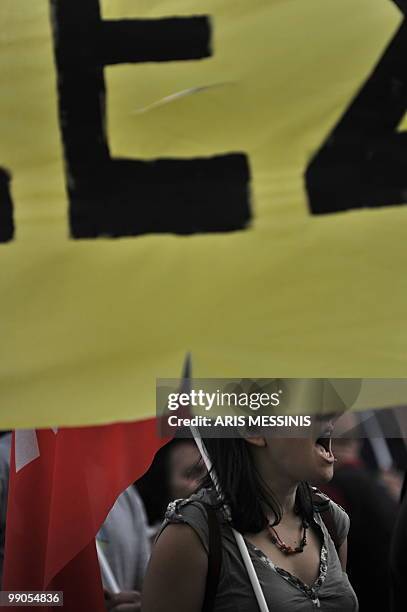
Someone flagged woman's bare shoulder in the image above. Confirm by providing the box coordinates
[142,522,207,612]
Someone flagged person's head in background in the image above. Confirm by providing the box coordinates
[137,437,206,526]
[330,411,403,502]
[330,412,361,466]
[168,439,206,500]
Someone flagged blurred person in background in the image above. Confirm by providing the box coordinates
[321,413,398,612]
[98,484,150,612]
[137,437,206,539]
[390,473,407,612]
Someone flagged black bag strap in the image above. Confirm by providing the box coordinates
[201,502,222,612]
[319,505,340,550]
[310,488,340,550]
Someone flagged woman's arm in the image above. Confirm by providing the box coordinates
[337,537,348,571]
[141,523,207,612]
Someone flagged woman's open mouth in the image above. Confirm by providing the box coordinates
[314,431,335,464]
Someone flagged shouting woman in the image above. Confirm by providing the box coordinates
[142,417,358,611]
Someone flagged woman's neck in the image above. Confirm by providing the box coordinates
[248,442,301,520]
[265,476,299,518]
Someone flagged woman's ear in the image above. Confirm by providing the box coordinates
[244,436,266,448]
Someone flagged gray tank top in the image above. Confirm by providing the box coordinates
[158,487,359,612]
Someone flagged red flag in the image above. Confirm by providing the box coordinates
[2,420,168,611]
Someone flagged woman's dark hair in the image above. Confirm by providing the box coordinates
[200,437,314,534]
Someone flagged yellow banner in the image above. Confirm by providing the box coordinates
[1,1,406,428]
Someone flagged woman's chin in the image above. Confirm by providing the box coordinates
[311,466,334,485]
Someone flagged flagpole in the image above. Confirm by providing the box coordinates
[96,540,120,594]
[179,353,269,611]
[189,424,270,612]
